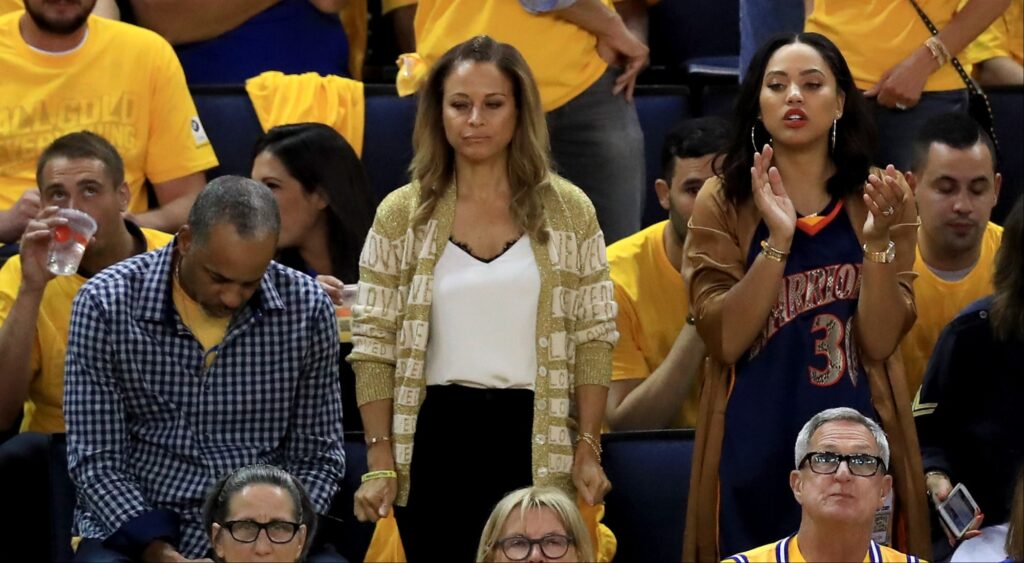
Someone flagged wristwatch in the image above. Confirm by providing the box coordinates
[862,241,896,264]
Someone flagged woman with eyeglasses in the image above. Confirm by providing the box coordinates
[682,32,930,560]
[477,486,593,562]
[202,464,316,562]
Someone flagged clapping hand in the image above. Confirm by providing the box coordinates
[751,145,796,247]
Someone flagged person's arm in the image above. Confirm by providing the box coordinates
[614,0,648,44]
[64,289,182,557]
[864,0,1011,108]
[974,56,1024,86]
[0,190,41,244]
[283,292,345,514]
[131,174,204,234]
[569,196,616,505]
[388,3,416,54]
[854,167,917,361]
[692,146,795,365]
[309,0,345,13]
[606,322,706,431]
[129,0,280,45]
[550,0,649,100]
[349,203,405,522]
[0,208,65,428]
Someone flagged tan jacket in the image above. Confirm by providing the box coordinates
[681,177,932,561]
[349,176,617,505]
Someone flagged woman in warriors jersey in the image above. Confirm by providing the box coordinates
[682,32,931,561]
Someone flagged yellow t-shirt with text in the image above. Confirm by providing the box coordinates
[805,0,963,91]
[900,221,1002,397]
[407,0,610,111]
[607,221,701,428]
[0,12,218,213]
[0,227,172,433]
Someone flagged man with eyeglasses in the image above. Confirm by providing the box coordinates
[723,407,926,563]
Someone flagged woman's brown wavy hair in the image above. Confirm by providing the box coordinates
[991,197,1023,342]
[409,35,551,243]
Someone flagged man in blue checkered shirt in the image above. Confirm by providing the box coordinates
[64,176,345,561]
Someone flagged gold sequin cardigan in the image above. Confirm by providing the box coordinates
[348,176,618,506]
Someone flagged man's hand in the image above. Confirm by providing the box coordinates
[864,46,937,110]
[142,540,212,562]
[0,189,42,243]
[17,206,66,291]
[595,20,649,101]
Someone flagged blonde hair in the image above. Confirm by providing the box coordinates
[476,486,593,562]
[409,35,551,244]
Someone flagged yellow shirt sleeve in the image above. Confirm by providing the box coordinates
[611,281,652,381]
[0,257,41,373]
[142,35,219,185]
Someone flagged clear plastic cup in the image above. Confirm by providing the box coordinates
[336,283,358,342]
[47,209,97,276]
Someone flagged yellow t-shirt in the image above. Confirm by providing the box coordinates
[900,221,1002,397]
[0,12,218,213]
[724,534,925,562]
[607,221,701,428]
[0,226,172,433]
[407,0,610,111]
[961,0,1024,65]
[171,275,230,367]
[0,0,18,16]
[805,0,963,91]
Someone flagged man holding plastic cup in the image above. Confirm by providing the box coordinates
[0,131,173,435]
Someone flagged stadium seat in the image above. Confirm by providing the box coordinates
[649,0,740,83]
[635,86,690,227]
[988,86,1024,224]
[190,85,264,179]
[362,86,417,200]
[601,429,694,562]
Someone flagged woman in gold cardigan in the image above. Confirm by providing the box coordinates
[682,32,931,561]
[347,36,616,561]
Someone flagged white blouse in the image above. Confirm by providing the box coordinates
[424,235,540,389]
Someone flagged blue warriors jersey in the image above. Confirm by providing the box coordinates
[723,534,925,562]
[718,199,876,555]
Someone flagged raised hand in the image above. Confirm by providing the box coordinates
[751,145,796,247]
[18,206,67,290]
[862,165,910,246]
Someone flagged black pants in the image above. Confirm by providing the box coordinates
[393,385,534,562]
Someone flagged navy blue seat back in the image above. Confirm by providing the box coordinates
[989,86,1024,224]
[191,86,264,179]
[601,429,694,562]
[650,0,740,79]
[635,88,689,227]
[363,88,418,200]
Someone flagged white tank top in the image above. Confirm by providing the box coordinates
[424,235,540,389]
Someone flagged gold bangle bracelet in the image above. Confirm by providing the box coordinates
[760,239,790,262]
[575,432,603,463]
[361,470,397,483]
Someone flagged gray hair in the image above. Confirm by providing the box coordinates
[794,407,890,469]
[187,176,281,247]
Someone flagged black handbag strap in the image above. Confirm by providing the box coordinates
[906,0,1001,153]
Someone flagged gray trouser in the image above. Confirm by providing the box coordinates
[869,89,969,171]
[547,69,645,244]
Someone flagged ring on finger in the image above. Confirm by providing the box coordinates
[882,205,895,217]
[895,103,908,111]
